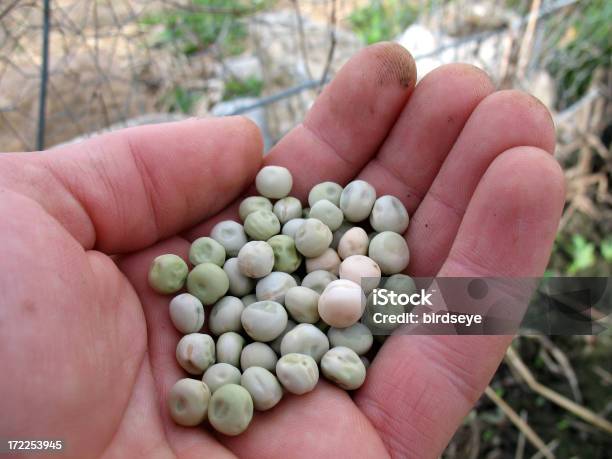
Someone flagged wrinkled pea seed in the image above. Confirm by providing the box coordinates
[237,241,275,279]
[318,279,366,328]
[305,248,341,275]
[276,353,319,395]
[267,235,302,273]
[209,296,245,335]
[281,218,305,239]
[383,274,417,297]
[244,210,281,241]
[255,166,293,199]
[337,227,369,260]
[294,218,333,258]
[186,262,229,305]
[189,237,226,267]
[239,196,273,222]
[216,332,245,368]
[300,270,337,295]
[241,367,283,411]
[210,221,248,257]
[338,255,381,295]
[321,346,366,390]
[284,286,320,324]
[369,195,409,233]
[169,293,205,334]
[208,384,254,436]
[240,342,278,372]
[176,333,215,375]
[308,199,343,231]
[273,197,303,224]
[339,180,376,222]
[368,231,410,274]
[280,323,330,363]
[327,323,373,355]
[241,300,288,342]
[255,271,297,304]
[308,181,343,207]
[223,257,255,297]
[168,378,211,426]
[202,363,242,393]
[148,254,188,294]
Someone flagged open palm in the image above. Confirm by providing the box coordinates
[0,43,564,459]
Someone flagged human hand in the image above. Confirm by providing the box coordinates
[0,43,564,458]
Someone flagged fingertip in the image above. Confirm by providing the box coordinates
[446,146,565,277]
[366,41,417,89]
[479,90,556,153]
[421,63,495,96]
[226,115,265,157]
[488,146,565,205]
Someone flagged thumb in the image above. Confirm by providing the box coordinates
[0,116,262,253]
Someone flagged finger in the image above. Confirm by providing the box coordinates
[0,117,263,253]
[117,240,236,458]
[407,90,556,276]
[183,42,416,241]
[357,64,494,212]
[355,148,565,458]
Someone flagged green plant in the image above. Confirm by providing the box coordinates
[141,0,270,56]
[164,86,201,113]
[546,0,612,109]
[348,0,418,44]
[566,234,596,274]
[601,237,612,263]
[222,77,263,100]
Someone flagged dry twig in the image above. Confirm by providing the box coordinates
[485,386,555,459]
[505,347,612,435]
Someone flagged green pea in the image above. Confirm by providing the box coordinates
[327,323,373,355]
[168,378,210,426]
[189,237,226,266]
[208,384,254,436]
[239,196,273,222]
[308,181,343,207]
[273,197,302,224]
[294,218,332,257]
[321,346,366,390]
[309,199,343,231]
[368,231,410,274]
[148,254,188,294]
[383,274,416,297]
[267,235,302,273]
[187,263,229,305]
[255,166,293,199]
[244,210,281,241]
[339,180,376,222]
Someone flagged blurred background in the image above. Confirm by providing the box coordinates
[1,0,610,456]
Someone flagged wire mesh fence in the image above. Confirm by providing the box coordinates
[0,0,609,153]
